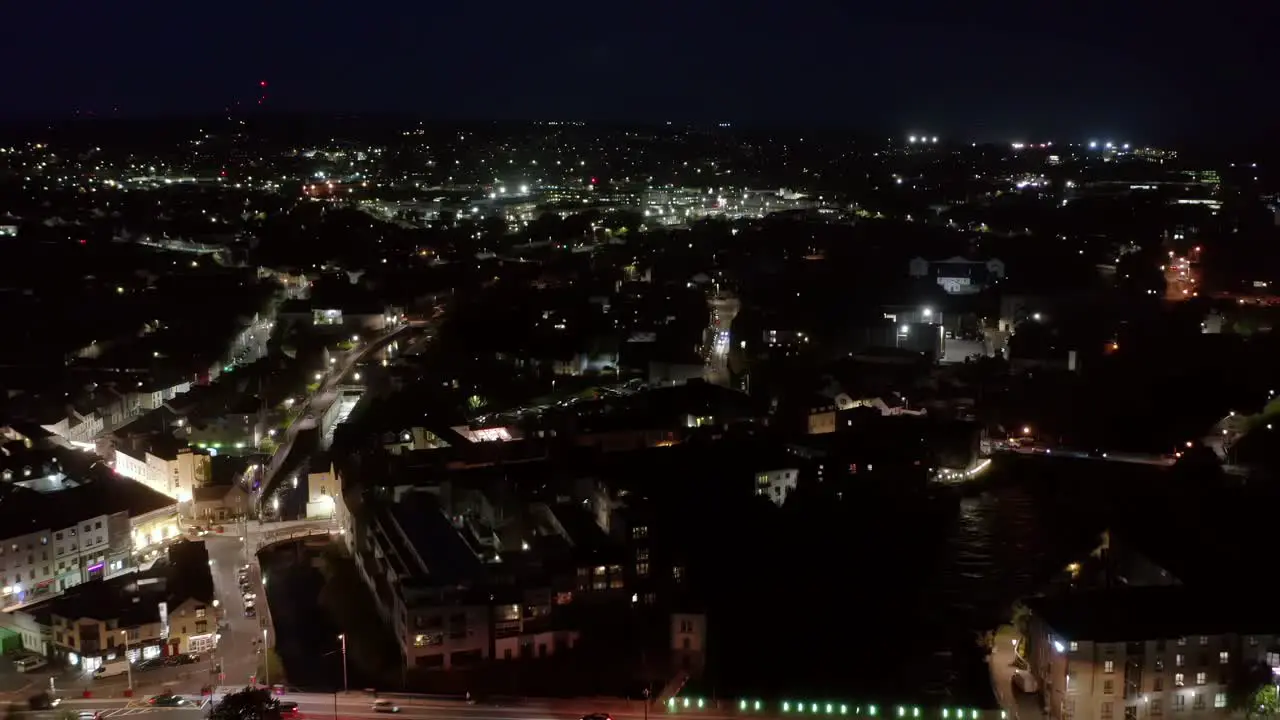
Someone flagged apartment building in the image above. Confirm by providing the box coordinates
[41,541,217,671]
[0,474,177,609]
[753,467,799,506]
[1026,588,1280,720]
[0,499,128,606]
[349,488,578,671]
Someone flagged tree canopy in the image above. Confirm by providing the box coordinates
[208,687,284,720]
[1228,661,1278,719]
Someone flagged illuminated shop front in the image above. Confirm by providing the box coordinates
[130,507,182,552]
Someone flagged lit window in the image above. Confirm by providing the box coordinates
[1174,673,1185,687]
[1104,660,1114,673]
[1176,654,1186,667]
[1069,641,1078,652]
[1196,672,1206,685]
[1214,694,1227,709]
[1219,651,1229,664]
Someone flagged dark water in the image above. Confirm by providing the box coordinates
[260,548,351,691]
[704,459,1109,705]
[894,461,1114,703]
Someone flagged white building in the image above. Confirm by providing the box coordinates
[1027,588,1280,720]
[753,468,799,507]
[305,460,338,520]
[112,446,209,503]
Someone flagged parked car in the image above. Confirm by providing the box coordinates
[150,694,186,707]
[95,660,130,678]
[277,701,298,714]
[245,606,257,618]
[15,655,47,673]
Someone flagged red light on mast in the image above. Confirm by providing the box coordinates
[590,176,597,184]
[260,80,268,88]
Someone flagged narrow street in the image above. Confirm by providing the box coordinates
[703,295,738,387]
[989,626,1044,720]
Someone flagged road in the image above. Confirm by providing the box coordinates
[987,627,1042,720]
[703,296,738,387]
[258,322,418,510]
[993,448,1248,475]
[1163,247,1201,302]
[13,704,205,719]
[44,694,673,720]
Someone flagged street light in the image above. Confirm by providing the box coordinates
[263,628,270,689]
[120,630,133,692]
[339,634,348,692]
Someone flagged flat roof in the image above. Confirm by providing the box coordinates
[0,461,176,537]
[1029,587,1280,642]
[389,492,483,587]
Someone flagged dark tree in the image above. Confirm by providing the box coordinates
[1170,442,1224,484]
[1228,661,1278,718]
[527,212,564,241]
[208,687,283,720]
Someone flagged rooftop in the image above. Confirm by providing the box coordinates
[1028,587,1280,642]
[38,540,213,625]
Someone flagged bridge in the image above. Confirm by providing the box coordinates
[246,518,341,553]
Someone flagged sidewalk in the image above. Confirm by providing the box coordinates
[989,626,1045,720]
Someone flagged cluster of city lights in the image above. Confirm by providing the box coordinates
[1087,140,1130,150]
[666,698,1005,719]
[907,136,939,144]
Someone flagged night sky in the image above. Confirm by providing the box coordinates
[5,0,1276,144]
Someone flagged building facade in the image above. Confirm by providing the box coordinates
[1027,591,1280,720]
[49,596,215,671]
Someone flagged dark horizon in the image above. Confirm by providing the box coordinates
[0,112,1273,159]
[4,0,1275,147]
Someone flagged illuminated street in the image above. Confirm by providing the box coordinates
[703,295,739,386]
[1164,246,1201,301]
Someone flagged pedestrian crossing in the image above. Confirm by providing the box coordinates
[98,699,209,716]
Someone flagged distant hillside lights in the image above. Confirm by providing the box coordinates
[907,136,939,144]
